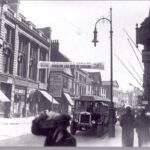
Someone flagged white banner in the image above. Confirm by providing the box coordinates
[38,61,104,70]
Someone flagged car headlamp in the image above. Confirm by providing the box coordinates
[75,118,78,123]
[91,120,96,124]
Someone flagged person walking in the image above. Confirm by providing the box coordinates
[120,106,135,147]
[135,108,150,147]
[44,114,76,147]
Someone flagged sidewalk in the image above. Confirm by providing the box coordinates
[0,116,34,124]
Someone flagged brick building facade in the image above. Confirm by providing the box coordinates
[0,0,54,117]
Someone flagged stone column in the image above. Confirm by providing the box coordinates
[36,46,40,82]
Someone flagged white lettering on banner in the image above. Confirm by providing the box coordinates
[38,61,104,70]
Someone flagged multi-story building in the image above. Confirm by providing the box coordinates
[125,88,143,108]
[71,68,87,98]
[102,80,119,107]
[136,10,150,110]
[118,90,128,107]
[49,40,74,114]
[88,72,102,96]
[0,0,57,117]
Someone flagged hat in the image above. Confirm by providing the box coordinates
[125,106,131,113]
[55,114,71,124]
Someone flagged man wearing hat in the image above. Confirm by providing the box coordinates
[135,108,150,147]
[44,114,76,146]
[120,106,135,147]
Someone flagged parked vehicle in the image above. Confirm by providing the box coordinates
[70,95,114,137]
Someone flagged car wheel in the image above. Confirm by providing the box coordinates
[70,121,77,135]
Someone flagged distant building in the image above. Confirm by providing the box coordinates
[71,68,87,98]
[102,80,119,107]
[88,72,102,96]
[118,90,128,107]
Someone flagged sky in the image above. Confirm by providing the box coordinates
[19,0,150,91]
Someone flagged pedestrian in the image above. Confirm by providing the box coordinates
[120,106,135,147]
[44,114,76,147]
[135,108,150,147]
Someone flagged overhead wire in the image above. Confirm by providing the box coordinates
[115,54,143,88]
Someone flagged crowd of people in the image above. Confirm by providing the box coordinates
[120,106,150,147]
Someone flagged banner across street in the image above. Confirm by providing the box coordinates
[38,61,104,70]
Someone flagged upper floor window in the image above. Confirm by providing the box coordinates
[29,43,37,80]
[17,36,28,77]
[63,76,68,89]
[3,25,14,74]
[39,49,47,83]
[5,25,14,45]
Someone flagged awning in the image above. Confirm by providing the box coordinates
[64,93,74,106]
[0,90,10,102]
[39,90,59,104]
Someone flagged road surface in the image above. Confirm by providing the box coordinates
[0,117,140,147]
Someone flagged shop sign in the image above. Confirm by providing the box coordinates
[142,101,148,105]
[15,89,25,95]
[49,74,62,97]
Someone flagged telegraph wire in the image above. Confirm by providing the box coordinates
[123,28,142,55]
[127,38,144,72]
[128,61,143,82]
[115,54,143,88]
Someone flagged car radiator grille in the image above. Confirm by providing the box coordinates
[80,114,90,123]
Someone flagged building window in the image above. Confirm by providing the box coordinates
[3,50,11,73]
[5,25,13,45]
[3,25,14,74]
[39,69,45,83]
[76,72,78,80]
[63,76,68,89]
[39,49,47,83]
[29,44,37,80]
[17,37,28,77]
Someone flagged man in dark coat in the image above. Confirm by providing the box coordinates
[135,108,150,147]
[120,106,135,147]
[44,114,76,147]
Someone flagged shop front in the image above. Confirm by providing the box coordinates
[0,82,12,118]
[14,86,27,117]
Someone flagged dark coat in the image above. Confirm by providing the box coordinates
[44,128,76,147]
[120,112,135,147]
[135,114,150,146]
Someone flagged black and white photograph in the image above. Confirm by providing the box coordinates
[0,0,150,147]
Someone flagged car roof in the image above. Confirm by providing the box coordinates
[74,95,110,103]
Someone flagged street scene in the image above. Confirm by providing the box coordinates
[0,0,150,147]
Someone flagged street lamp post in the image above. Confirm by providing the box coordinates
[92,8,115,137]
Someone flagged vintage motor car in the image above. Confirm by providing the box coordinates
[70,95,114,137]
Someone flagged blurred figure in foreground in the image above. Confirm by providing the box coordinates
[44,114,76,147]
[135,108,150,147]
[120,106,135,147]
